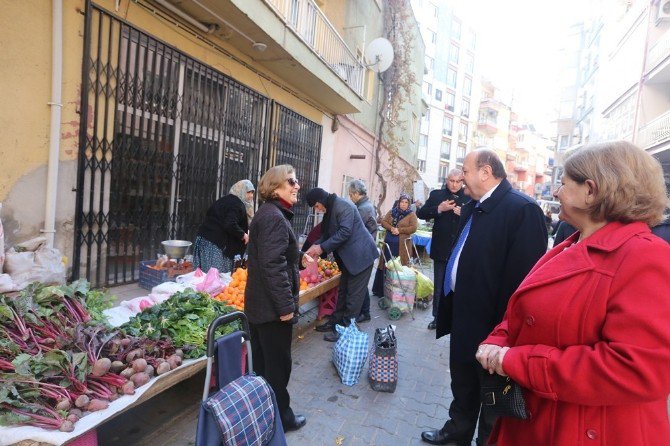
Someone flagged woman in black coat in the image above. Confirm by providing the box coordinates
[193,180,254,273]
[244,164,312,432]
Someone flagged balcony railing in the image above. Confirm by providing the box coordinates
[637,110,670,149]
[647,27,670,74]
[263,0,365,96]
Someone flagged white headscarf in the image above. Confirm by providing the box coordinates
[229,179,255,222]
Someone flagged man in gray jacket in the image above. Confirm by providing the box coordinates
[348,179,378,323]
[305,187,379,341]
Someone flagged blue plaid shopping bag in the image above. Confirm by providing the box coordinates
[202,374,276,446]
[332,319,369,386]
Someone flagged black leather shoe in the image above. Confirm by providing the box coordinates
[283,414,306,432]
[315,321,334,332]
[323,331,340,342]
[421,429,468,445]
[427,319,436,330]
[356,313,371,323]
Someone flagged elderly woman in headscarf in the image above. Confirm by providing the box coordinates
[193,179,255,273]
[372,193,418,297]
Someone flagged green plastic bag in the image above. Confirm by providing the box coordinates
[415,269,434,299]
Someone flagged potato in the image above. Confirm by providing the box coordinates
[120,367,134,379]
[92,358,112,377]
[132,358,147,373]
[156,362,171,375]
[120,337,131,347]
[68,408,83,418]
[130,372,150,387]
[166,355,182,370]
[86,398,109,412]
[174,349,184,358]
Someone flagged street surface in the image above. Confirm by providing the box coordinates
[98,259,473,445]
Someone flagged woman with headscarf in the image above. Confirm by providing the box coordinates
[372,193,418,297]
[193,179,255,273]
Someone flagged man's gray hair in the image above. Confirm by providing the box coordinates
[475,149,507,179]
[447,168,463,178]
[348,179,367,196]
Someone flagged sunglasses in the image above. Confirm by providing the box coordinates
[286,178,299,186]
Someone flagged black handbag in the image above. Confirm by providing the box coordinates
[479,372,529,420]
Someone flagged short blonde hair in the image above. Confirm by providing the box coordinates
[258,164,295,202]
[563,141,669,226]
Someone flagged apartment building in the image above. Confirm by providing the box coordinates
[599,0,670,177]
[410,0,479,190]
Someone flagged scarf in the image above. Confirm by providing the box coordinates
[229,179,255,222]
[391,193,413,227]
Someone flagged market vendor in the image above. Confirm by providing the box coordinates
[193,179,255,274]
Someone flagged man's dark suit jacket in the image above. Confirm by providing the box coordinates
[416,188,469,261]
[436,179,548,362]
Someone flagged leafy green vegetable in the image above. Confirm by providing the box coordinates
[120,289,238,358]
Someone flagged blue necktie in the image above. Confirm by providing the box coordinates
[444,204,477,294]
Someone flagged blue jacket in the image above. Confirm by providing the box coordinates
[317,196,378,275]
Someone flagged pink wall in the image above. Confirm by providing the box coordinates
[328,116,416,218]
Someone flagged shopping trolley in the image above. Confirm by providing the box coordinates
[195,311,288,446]
[377,242,416,320]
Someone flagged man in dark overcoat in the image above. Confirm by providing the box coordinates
[416,168,469,329]
[304,188,379,341]
[421,150,547,446]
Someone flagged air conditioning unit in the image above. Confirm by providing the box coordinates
[658,0,670,22]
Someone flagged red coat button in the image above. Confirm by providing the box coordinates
[526,316,535,326]
[586,429,598,440]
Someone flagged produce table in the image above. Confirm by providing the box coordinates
[6,276,340,446]
[5,357,206,446]
[298,274,340,306]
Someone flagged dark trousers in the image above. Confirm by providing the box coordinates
[359,289,371,317]
[331,263,374,325]
[442,359,496,446]
[432,259,447,318]
[249,320,295,425]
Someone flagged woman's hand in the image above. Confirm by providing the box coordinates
[391,228,400,236]
[243,232,249,245]
[476,344,510,376]
[301,254,315,267]
[279,312,294,322]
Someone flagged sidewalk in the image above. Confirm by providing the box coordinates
[98,259,467,445]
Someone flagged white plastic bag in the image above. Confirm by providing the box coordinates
[0,274,16,293]
[5,246,66,290]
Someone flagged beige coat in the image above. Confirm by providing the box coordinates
[378,210,418,268]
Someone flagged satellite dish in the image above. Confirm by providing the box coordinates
[364,37,394,73]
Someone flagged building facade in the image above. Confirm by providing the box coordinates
[0,0,421,287]
[410,0,479,190]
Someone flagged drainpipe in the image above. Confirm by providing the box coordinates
[632,1,654,144]
[43,0,63,248]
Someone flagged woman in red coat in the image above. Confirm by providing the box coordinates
[477,141,670,445]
